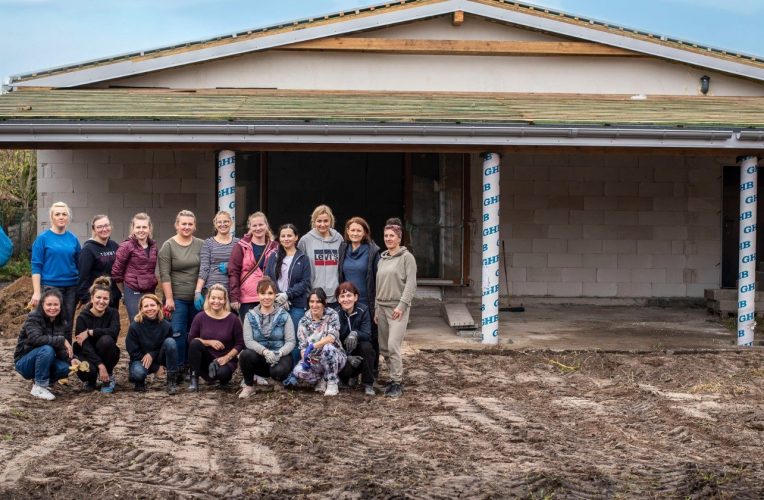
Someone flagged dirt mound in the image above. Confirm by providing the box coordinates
[0,276,32,339]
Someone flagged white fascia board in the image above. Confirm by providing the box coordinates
[12,1,462,88]
[460,1,764,81]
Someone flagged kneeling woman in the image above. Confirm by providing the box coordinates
[187,284,244,390]
[73,276,121,393]
[336,281,376,396]
[125,294,179,394]
[239,277,295,398]
[14,288,79,401]
[284,288,346,396]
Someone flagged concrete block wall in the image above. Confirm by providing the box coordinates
[469,152,726,298]
[37,149,216,244]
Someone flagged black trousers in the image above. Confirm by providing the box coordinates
[188,338,234,383]
[76,336,121,384]
[339,340,375,385]
[239,348,294,384]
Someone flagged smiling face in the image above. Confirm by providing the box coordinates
[249,216,267,241]
[279,227,297,250]
[384,229,401,251]
[140,297,160,320]
[42,295,61,320]
[315,213,331,237]
[337,290,358,313]
[176,216,196,238]
[308,293,325,318]
[132,218,150,242]
[93,217,112,241]
[214,213,232,236]
[91,289,110,314]
[207,289,226,312]
[259,285,276,309]
[347,223,365,245]
[50,208,69,231]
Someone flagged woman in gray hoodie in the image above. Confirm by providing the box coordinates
[375,217,417,398]
[297,204,343,309]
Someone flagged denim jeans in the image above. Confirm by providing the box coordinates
[15,345,70,387]
[123,285,144,322]
[48,285,77,331]
[128,337,178,382]
[238,302,258,322]
[170,298,197,366]
[288,306,306,364]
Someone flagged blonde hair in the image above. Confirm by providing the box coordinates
[130,212,153,238]
[213,211,232,234]
[203,284,231,314]
[175,209,196,224]
[49,202,71,223]
[310,204,335,229]
[135,294,164,323]
[248,211,274,241]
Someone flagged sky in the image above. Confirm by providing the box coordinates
[0,0,761,85]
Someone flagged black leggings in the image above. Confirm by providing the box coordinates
[339,340,376,385]
[239,349,294,383]
[76,336,121,384]
[188,338,234,383]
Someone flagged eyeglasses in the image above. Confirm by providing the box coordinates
[95,223,111,230]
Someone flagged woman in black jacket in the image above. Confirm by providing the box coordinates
[125,294,179,395]
[14,287,78,401]
[73,276,121,393]
[336,281,376,396]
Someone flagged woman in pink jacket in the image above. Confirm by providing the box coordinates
[228,212,278,320]
[111,213,158,321]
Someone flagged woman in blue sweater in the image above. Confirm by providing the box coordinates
[30,201,81,329]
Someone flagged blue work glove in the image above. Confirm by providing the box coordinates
[301,343,315,370]
[218,262,228,274]
[194,291,204,311]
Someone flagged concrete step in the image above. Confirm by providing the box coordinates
[704,288,764,301]
[441,303,477,330]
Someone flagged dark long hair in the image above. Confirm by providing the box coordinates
[275,224,299,282]
[36,287,66,327]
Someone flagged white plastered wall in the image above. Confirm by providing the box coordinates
[468,152,724,298]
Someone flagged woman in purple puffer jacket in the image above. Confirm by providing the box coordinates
[111,212,159,321]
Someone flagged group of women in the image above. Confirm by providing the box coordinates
[15,202,417,400]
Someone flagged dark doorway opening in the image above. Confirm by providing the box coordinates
[721,166,763,288]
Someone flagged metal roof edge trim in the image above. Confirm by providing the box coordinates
[0,121,754,149]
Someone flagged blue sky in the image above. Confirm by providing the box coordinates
[0,0,761,84]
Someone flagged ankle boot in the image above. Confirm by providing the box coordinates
[187,373,199,392]
[166,375,178,396]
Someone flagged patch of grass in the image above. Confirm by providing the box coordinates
[546,358,579,374]
[1,432,12,441]
[9,409,27,419]
[0,254,30,281]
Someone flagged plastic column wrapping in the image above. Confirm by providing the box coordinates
[217,150,236,236]
[481,153,501,345]
[737,156,759,346]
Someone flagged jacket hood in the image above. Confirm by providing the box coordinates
[123,235,155,247]
[83,238,112,249]
[381,246,410,260]
[306,228,342,244]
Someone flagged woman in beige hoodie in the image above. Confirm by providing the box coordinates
[375,217,417,398]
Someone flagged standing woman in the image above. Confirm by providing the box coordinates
[338,216,381,373]
[264,224,311,348]
[30,201,81,329]
[375,218,417,398]
[158,210,204,372]
[125,294,179,394]
[193,211,239,310]
[111,212,158,321]
[77,214,121,309]
[14,288,79,400]
[239,277,296,398]
[73,276,121,393]
[228,212,278,320]
[187,284,244,390]
[297,205,343,309]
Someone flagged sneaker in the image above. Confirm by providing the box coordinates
[254,375,270,386]
[283,374,298,388]
[30,383,55,401]
[364,384,376,396]
[385,382,403,398]
[101,375,116,394]
[133,382,146,392]
[314,379,327,393]
[239,384,256,399]
[324,381,339,396]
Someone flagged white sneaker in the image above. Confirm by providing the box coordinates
[254,375,270,386]
[238,384,256,399]
[314,379,327,393]
[31,383,55,401]
[324,382,339,397]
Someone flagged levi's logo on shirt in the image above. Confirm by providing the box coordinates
[314,249,338,266]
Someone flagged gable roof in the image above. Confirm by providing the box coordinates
[9,0,764,88]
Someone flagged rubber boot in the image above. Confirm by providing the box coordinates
[166,374,178,396]
[187,373,199,392]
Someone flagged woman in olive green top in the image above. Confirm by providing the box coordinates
[158,209,204,371]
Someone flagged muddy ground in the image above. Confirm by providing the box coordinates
[1,280,763,498]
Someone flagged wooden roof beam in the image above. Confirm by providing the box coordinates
[281,38,641,56]
[452,10,464,26]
